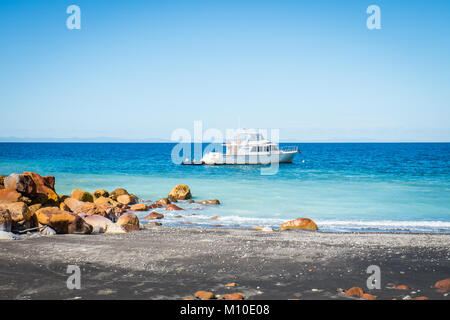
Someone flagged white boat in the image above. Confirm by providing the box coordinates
[199,130,299,165]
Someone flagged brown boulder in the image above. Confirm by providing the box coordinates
[279,218,318,231]
[168,184,192,200]
[396,285,410,290]
[0,202,33,229]
[116,213,140,232]
[155,198,171,206]
[94,196,115,206]
[361,293,377,300]
[197,199,220,205]
[344,287,364,297]
[143,211,164,220]
[4,173,36,198]
[0,188,22,203]
[148,202,163,209]
[223,293,244,300]
[73,202,108,217]
[71,189,94,202]
[64,197,85,212]
[166,204,183,211]
[0,207,12,232]
[110,188,129,200]
[93,189,109,199]
[434,278,450,291]
[35,207,92,234]
[117,194,133,205]
[22,172,58,205]
[194,291,215,300]
[129,203,148,211]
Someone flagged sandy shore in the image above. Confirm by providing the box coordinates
[0,226,449,300]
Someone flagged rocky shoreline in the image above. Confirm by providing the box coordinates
[0,171,319,240]
[0,172,449,300]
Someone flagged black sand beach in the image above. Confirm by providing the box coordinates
[0,226,448,300]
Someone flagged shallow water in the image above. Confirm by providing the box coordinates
[0,142,449,233]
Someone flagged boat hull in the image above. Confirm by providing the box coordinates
[201,151,297,165]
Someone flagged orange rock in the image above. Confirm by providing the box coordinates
[23,172,58,205]
[396,285,410,290]
[413,296,428,300]
[386,283,396,288]
[223,293,244,300]
[116,213,140,232]
[210,216,219,220]
[117,194,133,205]
[0,188,22,203]
[35,207,92,234]
[143,211,164,220]
[279,218,318,231]
[0,202,33,229]
[194,291,215,300]
[344,287,364,297]
[168,184,192,200]
[175,215,183,218]
[148,203,163,209]
[166,204,183,211]
[197,199,220,205]
[361,293,377,300]
[71,189,93,202]
[110,188,129,200]
[252,226,263,230]
[129,203,148,211]
[64,197,85,212]
[0,207,12,232]
[226,282,236,287]
[434,278,450,291]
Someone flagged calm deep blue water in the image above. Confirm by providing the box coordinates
[0,143,449,233]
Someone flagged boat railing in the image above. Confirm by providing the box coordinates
[280,146,299,153]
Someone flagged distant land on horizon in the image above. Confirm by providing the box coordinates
[0,137,448,143]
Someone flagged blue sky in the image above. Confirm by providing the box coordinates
[0,0,449,141]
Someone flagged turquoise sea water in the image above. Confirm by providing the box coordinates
[0,143,449,233]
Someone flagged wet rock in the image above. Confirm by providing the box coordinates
[197,199,220,205]
[344,287,364,297]
[434,278,450,291]
[35,207,92,234]
[155,198,171,206]
[226,283,236,287]
[194,291,215,300]
[168,184,192,200]
[0,207,12,232]
[117,194,134,205]
[148,202,163,209]
[412,296,428,300]
[94,196,115,206]
[129,203,148,211]
[110,188,129,200]
[166,204,183,211]
[28,203,42,216]
[175,215,184,218]
[223,293,244,300]
[0,188,22,203]
[23,172,58,205]
[279,218,318,231]
[71,189,94,203]
[93,189,109,200]
[210,216,219,220]
[0,202,34,229]
[83,214,116,233]
[361,293,376,300]
[73,202,108,217]
[64,197,85,212]
[143,211,164,220]
[60,202,70,211]
[116,213,140,232]
[4,173,36,198]
[396,285,410,290]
